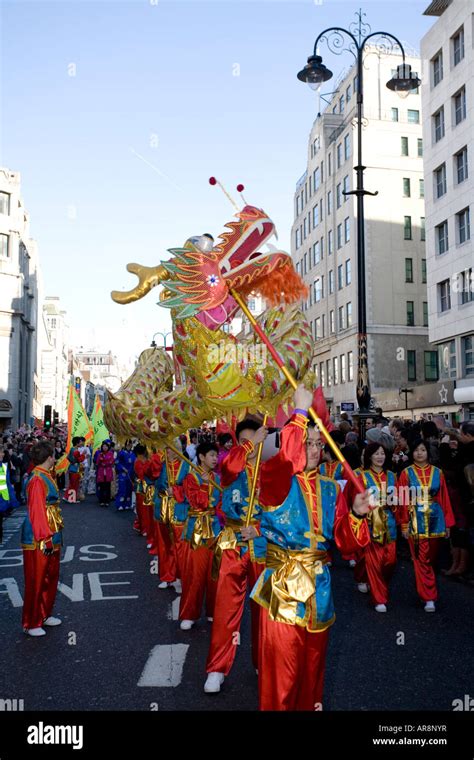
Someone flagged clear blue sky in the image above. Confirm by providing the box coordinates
[0,0,435,358]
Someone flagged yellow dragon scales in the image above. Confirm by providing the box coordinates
[105,202,314,443]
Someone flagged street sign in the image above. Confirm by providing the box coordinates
[341,402,355,412]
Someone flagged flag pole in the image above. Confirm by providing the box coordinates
[244,413,268,528]
[229,289,364,495]
[166,442,223,493]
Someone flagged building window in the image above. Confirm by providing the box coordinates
[320,362,325,388]
[436,220,449,254]
[336,183,342,209]
[321,314,325,337]
[419,178,424,198]
[337,224,342,250]
[345,259,351,285]
[404,216,412,240]
[407,109,420,124]
[329,269,334,294]
[457,207,470,244]
[453,86,466,125]
[460,268,474,305]
[340,353,346,383]
[455,146,468,184]
[432,50,443,86]
[452,26,464,67]
[403,178,411,197]
[304,252,307,274]
[438,340,456,379]
[401,136,408,156]
[338,306,345,330]
[339,95,344,114]
[346,302,352,327]
[327,359,332,387]
[433,107,445,143]
[0,233,9,257]
[424,351,439,381]
[422,259,427,284]
[337,264,343,290]
[314,277,322,302]
[346,83,352,102]
[348,351,353,381]
[320,236,324,259]
[407,350,417,381]
[313,166,320,191]
[391,107,399,122]
[423,301,429,327]
[405,258,413,283]
[295,228,300,249]
[315,317,321,339]
[406,301,415,326]
[0,192,10,215]
[304,217,308,239]
[421,217,425,241]
[417,138,423,157]
[344,134,350,161]
[333,356,339,384]
[313,203,320,227]
[328,230,333,255]
[328,153,332,176]
[313,240,320,264]
[330,310,335,334]
[327,190,332,215]
[434,163,447,198]
[343,175,349,200]
[463,335,474,376]
[337,143,342,168]
[439,279,451,312]
[344,217,350,243]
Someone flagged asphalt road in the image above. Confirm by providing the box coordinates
[0,494,473,712]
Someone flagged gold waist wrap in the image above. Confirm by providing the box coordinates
[46,501,64,533]
[187,509,216,550]
[368,506,390,545]
[260,545,328,625]
[211,517,259,580]
[143,484,155,507]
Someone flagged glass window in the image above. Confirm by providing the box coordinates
[455,147,468,184]
[406,301,415,326]
[340,354,346,383]
[337,224,342,250]
[423,301,429,327]
[407,350,417,381]
[328,230,333,255]
[320,237,324,259]
[421,217,425,241]
[419,178,424,198]
[417,138,423,157]
[327,190,332,215]
[0,233,9,257]
[391,107,399,122]
[344,217,350,243]
[315,317,321,339]
[313,203,320,227]
[422,259,427,284]
[313,167,320,191]
[320,362,325,387]
[304,252,307,274]
[405,258,413,283]
[463,335,474,376]
[408,109,420,124]
[336,183,342,209]
[345,259,351,285]
[314,277,322,302]
[328,153,332,176]
[338,264,343,289]
[333,356,339,384]
[439,279,451,312]
[303,217,307,239]
[452,26,464,66]
[337,143,342,168]
[457,207,471,244]
[438,341,456,379]
[453,87,466,125]
[344,134,350,161]
[348,351,353,381]
[313,240,320,264]
[346,302,352,327]
[401,136,408,156]
[0,192,10,215]
[343,175,349,200]
[424,351,439,381]
[435,164,447,198]
[404,216,412,240]
[403,178,411,197]
[436,221,449,254]
[338,306,345,330]
[326,359,332,387]
[329,269,334,294]
[433,107,445,142]
[432,50,443,86]
[330,310,335,334]
[346,83,351,102]
[460,268,474,305]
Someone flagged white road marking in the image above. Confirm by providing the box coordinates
[137,644,189,687]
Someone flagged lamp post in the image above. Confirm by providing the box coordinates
[297,10,420,440]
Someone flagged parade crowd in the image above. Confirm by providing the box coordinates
[1,399,474,711]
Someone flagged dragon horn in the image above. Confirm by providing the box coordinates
[111,263,168,304]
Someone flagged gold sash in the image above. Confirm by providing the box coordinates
[368,506,390,545]
[260,545,328,625]
[211,517,260,580]
[143,484,155,507]
[159,493,175,524]
[46,501,64,533]
[187,509,216,550]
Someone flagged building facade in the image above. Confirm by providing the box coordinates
[0,169,41,431]
[40,296,69,422]
[421,0,474,421]
[291,49,440,419]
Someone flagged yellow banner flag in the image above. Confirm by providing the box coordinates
[90,394,110,453]
[56,384,93,474]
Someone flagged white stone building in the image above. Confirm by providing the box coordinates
[292,48,443,419]
[421,0,474,421]
[40,297,70,422]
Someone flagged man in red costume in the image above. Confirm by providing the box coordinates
[251,385,371,710]
[21,441,64,637]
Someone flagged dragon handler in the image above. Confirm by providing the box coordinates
[251,385,371,710]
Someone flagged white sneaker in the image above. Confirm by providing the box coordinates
[180,619,194,630]
[118,506,124,511]
[349,559,356,568]
[25,627,46,637]
[146,543,153,549]
[158,581,170,589]
[357,583,369,594]
[207,616,213,622]
[43,616,62,626]
[375,604,387,613]
[173,580,182,594]
[204,672,225,693]
[424,601,436,612]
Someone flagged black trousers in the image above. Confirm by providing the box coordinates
[97,482,111,504]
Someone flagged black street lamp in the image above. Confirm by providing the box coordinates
[297,11,420,439]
